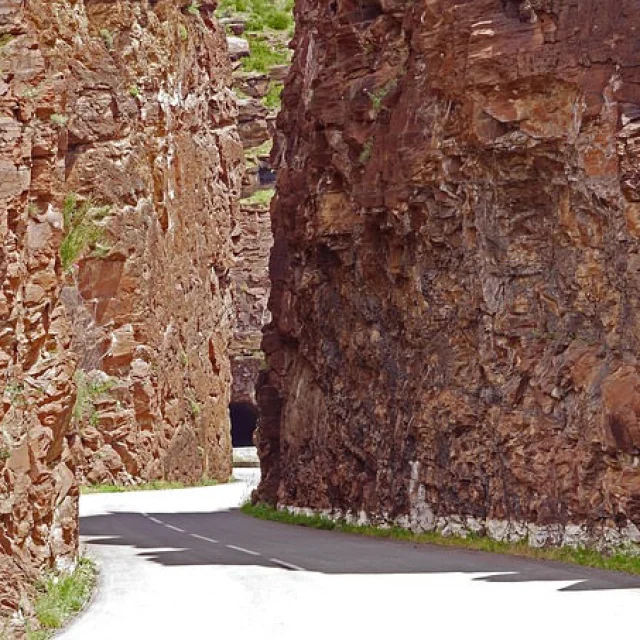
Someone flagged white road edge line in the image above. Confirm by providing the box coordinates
[190,533,219,544]
[226,544,261,557]
[269,558,305,572]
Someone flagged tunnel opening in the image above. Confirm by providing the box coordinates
[230,402,258,447]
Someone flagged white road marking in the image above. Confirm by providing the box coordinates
[164,524,185,533]
[190,533,219,544]
[269,558,305,571]
[226,544,261,557]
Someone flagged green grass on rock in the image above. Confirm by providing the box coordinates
[242,502,640,576]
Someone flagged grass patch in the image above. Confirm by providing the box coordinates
[216,0,293,32]
[27,557,96,639]
[241,34,290,73]
[244,138,273,158]
[60,193,110,271]
[242,503,640,576]
[262,81,283,109]
[240,188,274,206]
[81,477,224,494]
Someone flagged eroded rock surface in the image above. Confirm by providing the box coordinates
[1,0,240,629]
[257,0,640,549]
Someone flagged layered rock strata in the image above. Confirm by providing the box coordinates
[257,0,640,549]
[0,0,240,627]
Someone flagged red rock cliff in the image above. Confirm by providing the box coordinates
[257,0,640,548]
[1,0,240,629]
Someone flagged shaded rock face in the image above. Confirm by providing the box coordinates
[257,0,640,548]
[0,0,240,624]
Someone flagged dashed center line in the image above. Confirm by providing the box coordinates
[226,544,261,557]
[143,513,304,568]
[164,524,184,533]
[269,558,305,572]
[190,533,219,544]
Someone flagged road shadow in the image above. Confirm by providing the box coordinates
[79,508,640,593]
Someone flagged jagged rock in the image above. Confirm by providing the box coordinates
[256,0,640,549]
[227,36,250,60]
[0,0,240,629]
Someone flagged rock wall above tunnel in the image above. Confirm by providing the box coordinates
[1,0,240,631]
[256,0,640,549]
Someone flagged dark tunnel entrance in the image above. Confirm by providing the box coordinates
[230,402,258,447]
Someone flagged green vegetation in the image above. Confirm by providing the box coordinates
[186,1,201,15]
[369,80,397,112]
[262,81,283,109]
[99,28,113,50]
[242,503,640,576]
[244,138,273,158]
[81,478,222,494]
[26,557,96,640]
[359,139,373,164]
[241,34,290,73]
[50,113,68,127]
[0,34,14,49]
[73,371,115,429]
[60,193,110,271]
[240,188,274,206]
[216,0,293,32]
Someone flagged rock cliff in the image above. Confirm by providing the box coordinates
[257,0,640,549]
[1,0,240,629]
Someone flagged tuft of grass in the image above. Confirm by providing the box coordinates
[50,113,68,127]
[244,138,272,158]
[28,557,97,639]
[81,478,223,494]
[99,28,113,50]
[240,188,274,206]
[0,34,14,49]
[241,34,290,73]
[186,1,200,15]
[242,503,640,576]
[262,81,283,109]
[60,194,110,271]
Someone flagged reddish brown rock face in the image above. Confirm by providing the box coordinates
[257,0,640,547]
[1,0,240,626]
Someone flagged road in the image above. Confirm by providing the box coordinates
[60,469,640,639]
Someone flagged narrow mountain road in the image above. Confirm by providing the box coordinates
[60,469,640,639]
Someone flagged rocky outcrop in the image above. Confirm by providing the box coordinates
[222,14,291,408]
[1,0,240,629]
[257,0,640,549]
[59,2,242,488]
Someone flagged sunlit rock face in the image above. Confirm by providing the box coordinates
[256,0,640,549]
[1,0,240,627]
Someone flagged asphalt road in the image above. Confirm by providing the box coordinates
[59,469,640,639]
